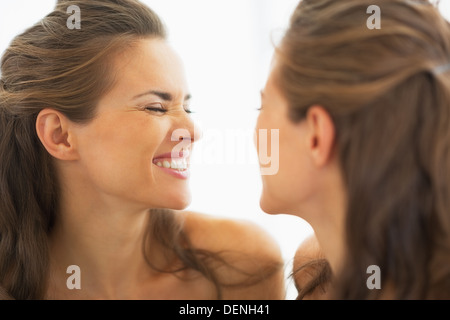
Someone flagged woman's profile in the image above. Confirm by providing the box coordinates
[256,0,450,299]
[0,0,284,300]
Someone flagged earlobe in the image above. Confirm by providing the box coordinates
[36,109,78,161]
[306,106,336,167]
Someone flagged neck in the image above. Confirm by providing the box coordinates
[47,173,156,299]
[298,167,347,276]
[311,212,345,276]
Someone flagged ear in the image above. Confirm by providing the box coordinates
[36,109,79,161]
[305,106,336,167]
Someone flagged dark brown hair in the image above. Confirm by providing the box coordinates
[0,0,278,299]
[279,0,450,299]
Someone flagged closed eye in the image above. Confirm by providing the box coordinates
[143,103,194,115]
[144,102,167,113]
[145,107,167,113]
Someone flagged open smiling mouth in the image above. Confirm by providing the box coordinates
[152,150,190,179]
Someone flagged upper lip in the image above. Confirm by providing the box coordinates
[153,149,190,160]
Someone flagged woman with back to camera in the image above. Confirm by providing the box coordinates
[0,0,285,300]
[256,0,450,299]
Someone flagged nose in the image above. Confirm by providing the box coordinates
[171,110,202,145]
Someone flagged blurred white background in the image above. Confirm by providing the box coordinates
[1,0,449,300]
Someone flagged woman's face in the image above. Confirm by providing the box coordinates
[255,59,316,215]
[72,38,199,210]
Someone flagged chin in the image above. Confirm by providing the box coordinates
[160,193,192,211]
[259,189,300,215]
[167,202,190,211]
[259,196,283,215]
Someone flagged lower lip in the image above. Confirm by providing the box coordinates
[154,164,190,180]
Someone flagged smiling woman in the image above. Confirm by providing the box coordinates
[48,38,198,211]
[0,0,284,300]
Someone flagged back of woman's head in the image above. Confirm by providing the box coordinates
[277,0,450,299]
[0,0,166,299]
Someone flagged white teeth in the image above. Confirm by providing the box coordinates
[171,160,187,170]
[155,159,188,171]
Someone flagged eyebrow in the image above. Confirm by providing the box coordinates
[133,90,191,102]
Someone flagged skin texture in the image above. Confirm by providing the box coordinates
[256,58,347,298]
[36,38,284,300]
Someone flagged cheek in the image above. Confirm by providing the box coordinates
[80,117,160,165]
[260,125,312,214]
[255,111,280,159]
[75,115,168,194]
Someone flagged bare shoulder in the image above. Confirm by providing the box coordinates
[294,234,324,268]
[181,211,281,260]
[293,234,331,300]
[180,211,286,299]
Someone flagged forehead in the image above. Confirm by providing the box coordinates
[264,60,284,99]
[111,38,188,97]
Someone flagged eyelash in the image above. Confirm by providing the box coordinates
[145,106,167,113]
[144,106,194,114]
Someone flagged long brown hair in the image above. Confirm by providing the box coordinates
[279,0,450,299]
[0,0,278,300]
